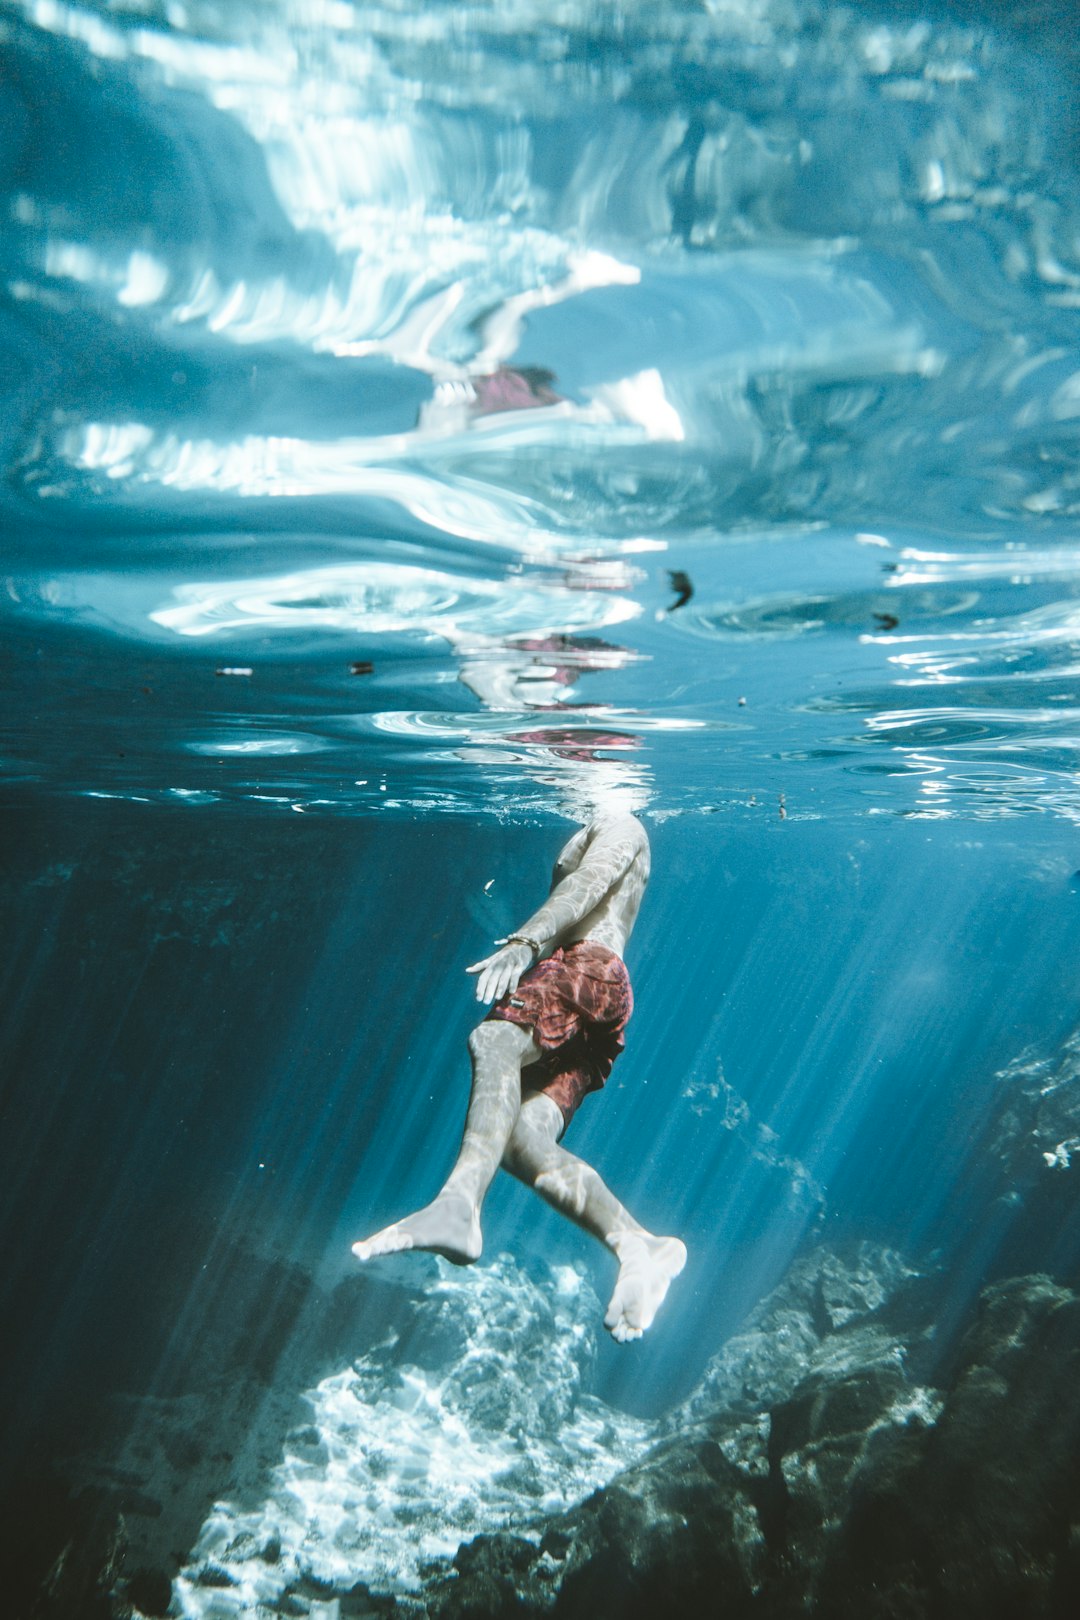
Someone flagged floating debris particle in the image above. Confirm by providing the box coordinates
[349,660,375,676]
[667,569,694,610]
[215,667,253,677]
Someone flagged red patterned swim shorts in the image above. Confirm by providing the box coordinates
[486,940,633,1129]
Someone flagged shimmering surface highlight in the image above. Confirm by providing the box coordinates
[2,0,1080,824]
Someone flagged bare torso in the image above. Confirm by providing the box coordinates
[465,813,650,1004]
[547,815,650,958]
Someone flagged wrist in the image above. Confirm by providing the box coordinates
[506,933,541,959]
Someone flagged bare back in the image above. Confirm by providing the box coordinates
[547,815,650,958]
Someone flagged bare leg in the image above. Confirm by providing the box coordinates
[352,1021,539,1266]
[502,1093,686,1342]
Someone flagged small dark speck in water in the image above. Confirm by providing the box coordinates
[667,570,694,610]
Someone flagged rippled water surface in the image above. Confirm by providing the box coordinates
[4,0,1080,823]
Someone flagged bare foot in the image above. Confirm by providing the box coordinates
[351,1191,482,1267]
[604,1233,687,1343]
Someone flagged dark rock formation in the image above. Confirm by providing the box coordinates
[0,1473,126,1620]
[960,1028,1080,1291]
[671,1239,923,1424]
[2,1223,459,1620]
[818,1274,1080,1620]
[989,1030,1080,1188]
[432,1252,1080,1620]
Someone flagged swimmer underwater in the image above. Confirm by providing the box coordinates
[351,812,687,1343]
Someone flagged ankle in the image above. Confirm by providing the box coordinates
[441,1179,481,1214]
[605,1225,649,1259]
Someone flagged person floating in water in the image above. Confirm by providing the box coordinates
[352,813,686,1343]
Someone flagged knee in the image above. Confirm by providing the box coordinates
[500,1135,531,1177]
[502,1117,556,1180]
[503,1138,558,1184]
[469,1020,520,1062]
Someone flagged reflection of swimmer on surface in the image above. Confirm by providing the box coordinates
[352,814,686,1343]
[470,365,563,415]
[356,245,682,447]
[418,364,567,434]
[415,347,682,446]
[512,632,626,675]
[507,726,640,763]
[455,631,640,716]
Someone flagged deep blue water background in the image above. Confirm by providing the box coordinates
[3,0,1080,1512]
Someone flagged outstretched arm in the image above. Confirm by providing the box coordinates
[467,818,645,1003]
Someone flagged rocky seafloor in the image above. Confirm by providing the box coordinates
[10,1032,1080,1620]
[425,1259,1080,1620]
[10,1243,1080,1620]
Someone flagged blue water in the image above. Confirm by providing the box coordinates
[3,0,1080,1608]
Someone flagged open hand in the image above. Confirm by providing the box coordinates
[466,941,535,1004]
